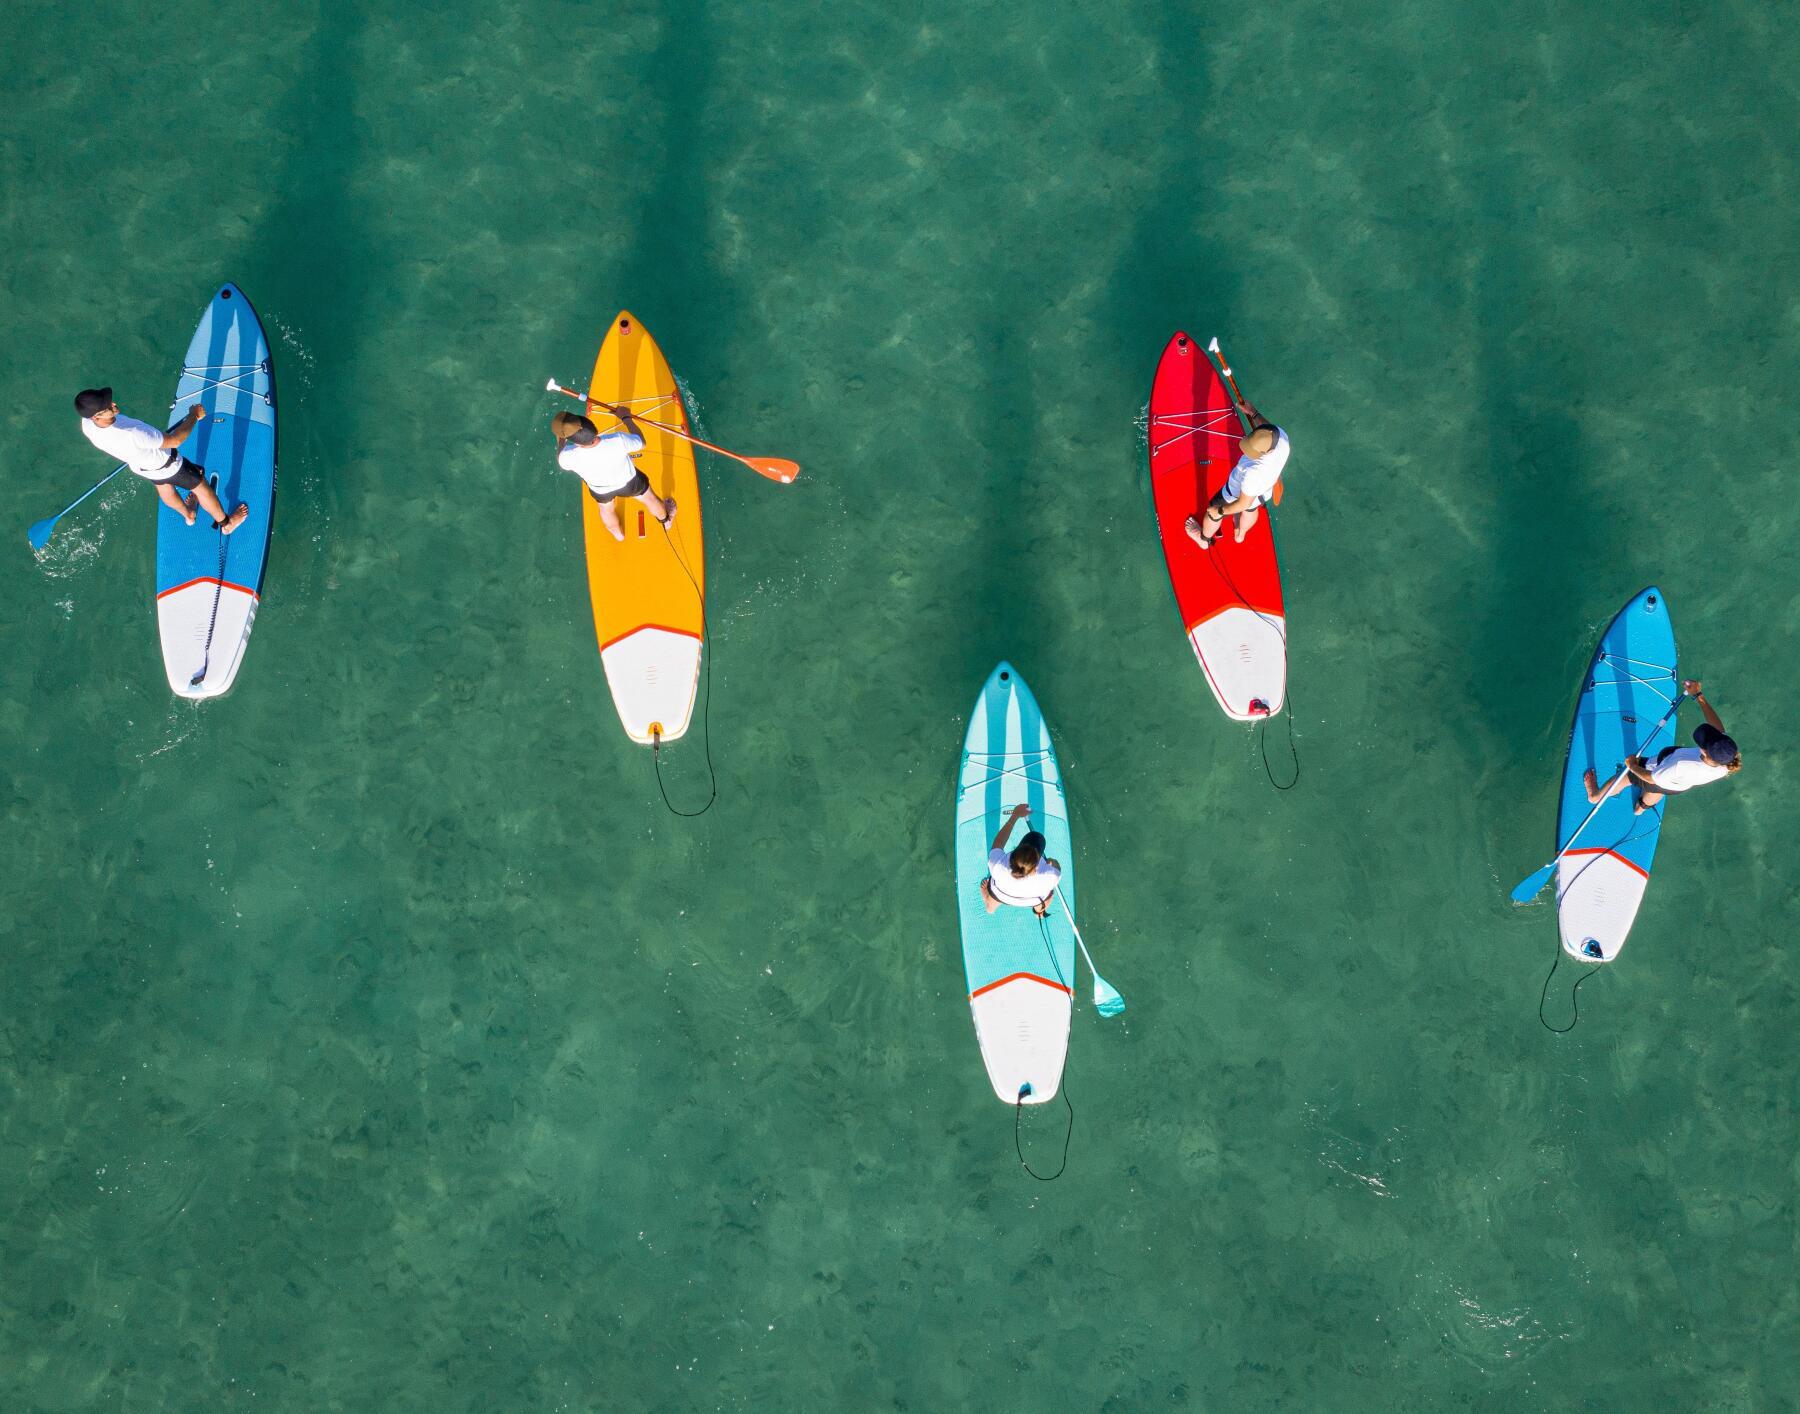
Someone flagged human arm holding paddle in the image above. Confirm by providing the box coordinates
[1185,337,1289,551]
[1583,679,1739,815]
[981,806,1061,918]
[161,403,207,448]
[550,409,673,541]
[989,803,1031,853]
[1686,681,1727,735]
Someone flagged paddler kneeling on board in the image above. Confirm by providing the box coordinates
[1186,399,1289,550]
[1584,679,1741,815]
[979,804,1062,918]
[74,387,249,532]
[552,408,675,542]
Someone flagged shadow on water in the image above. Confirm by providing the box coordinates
[239,9,374,497]
[1460,170,1627,774]
[601,3,742,406]
[1099,15,1244,433]
[553,5,746,818]
[1086,15,1245,775]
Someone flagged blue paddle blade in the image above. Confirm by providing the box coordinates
[1094,980,1125,1017]
[1510,864,1555,904]
[27,517,56,551]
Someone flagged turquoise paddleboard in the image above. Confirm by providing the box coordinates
[954,663,1077,1104]
[1554,587,1680,961]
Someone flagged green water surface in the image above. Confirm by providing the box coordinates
[3,0,1797,1409]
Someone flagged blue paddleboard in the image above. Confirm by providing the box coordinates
[954,663,1077,1104]
[155,284,277,698]
[1554,587,1679,961]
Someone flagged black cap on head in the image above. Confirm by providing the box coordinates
[570,423,598,446]
[74,387,113,417]
[1694,723,1738,767]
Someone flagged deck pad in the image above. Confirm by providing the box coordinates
[155,284,276,699]
[1554,587,1680,962]
[582,311,705,743]
[1147,331,1286,720]
[954,663,1077,1105]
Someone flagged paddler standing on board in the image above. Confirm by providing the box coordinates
[1186,392,1289,550]
[552,407,676,542]
[73,387,248,531]
[978,804,1062,918]
[1584,679,1741,814]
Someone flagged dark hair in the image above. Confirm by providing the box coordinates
[1009,830,1046,878]
[552,411,599,444]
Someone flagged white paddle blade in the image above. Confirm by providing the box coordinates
[544,378,560,392]
[1206,337,1220,353]
[1094,979,1125,1017]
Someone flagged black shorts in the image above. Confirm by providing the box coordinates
[587,470,651,505]
[150,457,206,492]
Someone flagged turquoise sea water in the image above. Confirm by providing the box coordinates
[4,0,1797,1408]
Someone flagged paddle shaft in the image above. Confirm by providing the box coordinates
[1053,884,1112,990]
[1529,690,1688,883]
[1209,338,1250,412]
[31,464,127,546]
[546,380,796,482]
[1205,338,1282,506]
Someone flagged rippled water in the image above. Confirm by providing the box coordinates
[3,0,1796,1409]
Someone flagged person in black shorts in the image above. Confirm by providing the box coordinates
[74,387,248,532]
[552,408,674,543]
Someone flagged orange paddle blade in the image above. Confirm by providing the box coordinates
[745,457,799,485]
[1272,481,1284,506]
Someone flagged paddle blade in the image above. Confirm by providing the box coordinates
[1093,978,1125,1017]
[747,457,800,485]
[27,517,56,551]
[1510,863,1555,904]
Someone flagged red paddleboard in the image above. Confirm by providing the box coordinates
[1147,331,1287,720]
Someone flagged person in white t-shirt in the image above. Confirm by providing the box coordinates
[552,408,675,543]
[1584,680,1740,815]
[978,803,1062,918]
[1186,395,1289,550]
[73,386,248,533]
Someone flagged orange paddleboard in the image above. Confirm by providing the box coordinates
[582,311,705,743]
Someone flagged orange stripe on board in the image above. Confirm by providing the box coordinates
[598,622,704,653]
[1563,847,1650,880]
[157,577,258,602]
[970,972,1072,1001]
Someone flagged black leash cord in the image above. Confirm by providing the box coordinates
[1538,940,1600,1033]
[650,514,718,818]
[1014,910,1077,1181]
[1256,682,1300,792]
[1202,519,1300,791]
[1015,1075,1074,1181]
[190,482,229,687]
